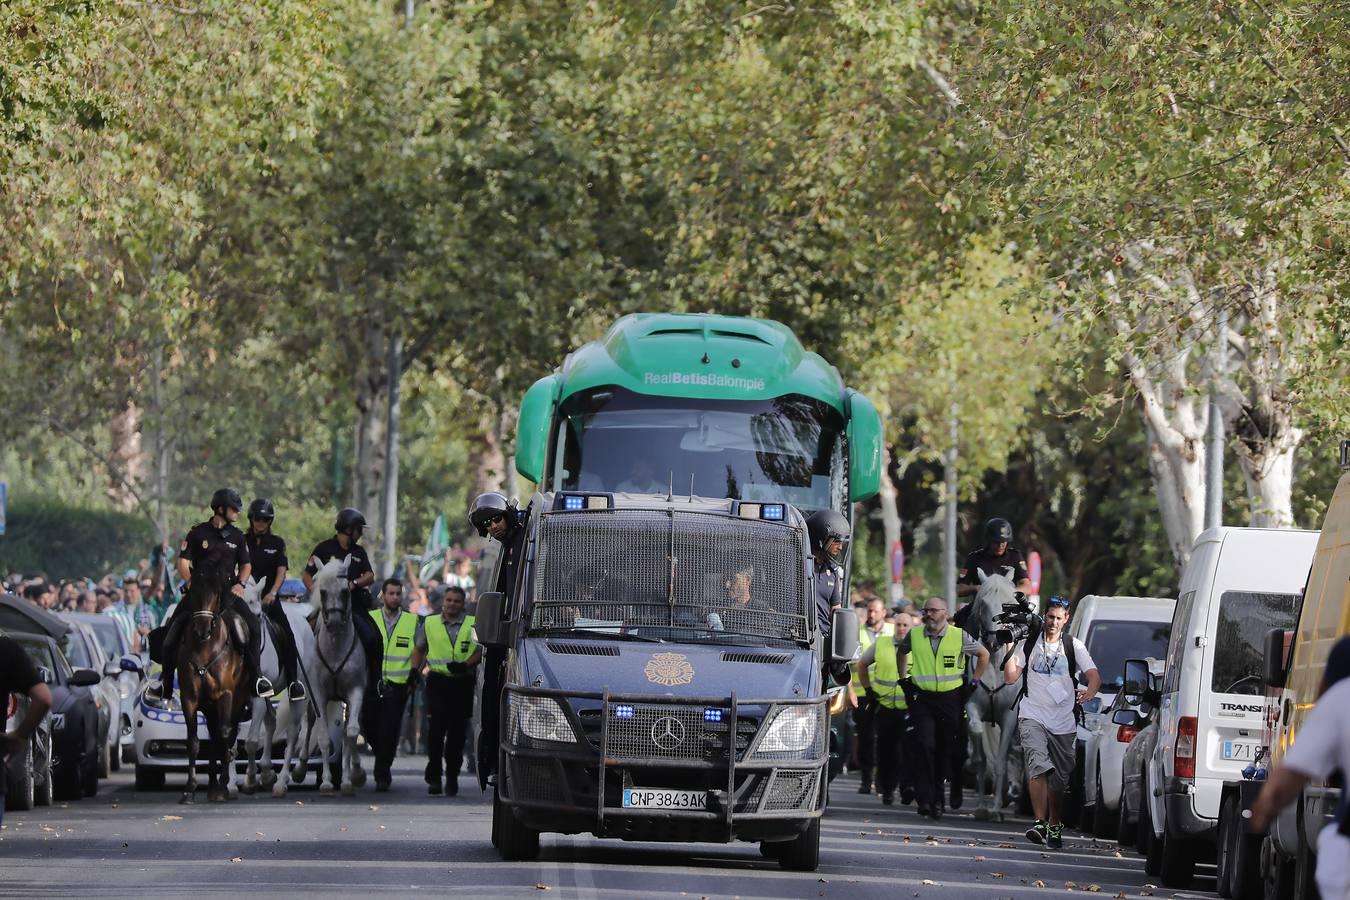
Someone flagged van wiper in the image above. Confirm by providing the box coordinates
[532,627,663,643]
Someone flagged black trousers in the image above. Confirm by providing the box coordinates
[261,601,299,685]
[425,673,475,782]
[874,705,915,797]
[908,689,964,809]
[851,702,877,780]
[370,680,410,781]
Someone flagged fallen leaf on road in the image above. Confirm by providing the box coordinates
[294,801,304,806]
[255,832,265,837]
[1065,882,1076,890]
[368,805,380,811]
[1113,851,1122,858]
[997,843,1014,848]
[534,884,551,892]
[921,880,937,886]
[378,825,386,830]
[1032,880,1046,888]
[229,857,243,863]
[974,855,986,862]
[339,826,348,832]
[1086,886,1101,893]
[991,873,1004,879]
[902,836,911,843]
[817,879,828,884]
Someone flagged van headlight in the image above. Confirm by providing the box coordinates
[753,705,820,756]
[511,696,576,744]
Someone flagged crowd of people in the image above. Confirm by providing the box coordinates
[4,563,170,654]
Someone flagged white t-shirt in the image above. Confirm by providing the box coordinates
[1284,678,1350,785]
[1011,633,1096,736]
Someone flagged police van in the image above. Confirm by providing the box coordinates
[475,490,856,871]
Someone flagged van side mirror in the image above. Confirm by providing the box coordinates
[475,592,512,648]
[70,668,101,688]
[831,607,860,662]
[1263,628,1293,688]
[1122,657,1149,704]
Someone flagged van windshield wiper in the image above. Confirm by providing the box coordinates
[532,627,664,643]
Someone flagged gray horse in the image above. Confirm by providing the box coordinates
[239,579,315,798]
[307,558,368,796]
[963,569,1026,821]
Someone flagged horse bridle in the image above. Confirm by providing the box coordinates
[316,585,359,682]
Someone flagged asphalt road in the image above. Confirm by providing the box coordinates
[1,762,1219,899]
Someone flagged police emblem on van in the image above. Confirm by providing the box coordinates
[645,652,694,686]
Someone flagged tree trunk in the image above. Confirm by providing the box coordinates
[878,443,902,601]
[351,322,389,518]
[467,412,506,500]
[380,331,404,577]
[107,399,146,513]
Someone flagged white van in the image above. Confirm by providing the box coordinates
[1144,527,1318,888]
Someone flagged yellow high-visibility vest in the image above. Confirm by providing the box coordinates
[370,609,418,684]
[908,626,967,693]
[424,615,477,675]
[868,633,908,709]
[852,622,894,689]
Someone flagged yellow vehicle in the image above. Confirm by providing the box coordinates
[1223,440,1350,900]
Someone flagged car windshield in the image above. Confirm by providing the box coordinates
[1084,620,1171,692]
[84,620,124,661]
[551,388,847,510]
[1211,591,1300,696]
[528,507,809,646]
[59,632,94,670]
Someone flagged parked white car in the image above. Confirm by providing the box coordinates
[1070,596,1175,837]
[1143,527,1318,889]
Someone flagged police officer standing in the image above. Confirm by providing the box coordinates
[417,585,481,796]
[368,577,416,791]
[804,509,848,637]
[858,610,918,805]
[849,597,893,795]
[148,489,271,700]
[244,498,304,701]
[302,508,382,692]
[469,492,527,793]
[957,517,1032,598]
[896,597,989,819]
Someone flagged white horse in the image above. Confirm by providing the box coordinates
[239,579,315,798]
[307,558,367,796]
[963,569,1026,821]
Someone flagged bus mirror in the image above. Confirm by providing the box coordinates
[515,374,559,485]
[475,592,510,647]
[1263,628,1292,689]
[847,390,883,503]
[831,607,860,662]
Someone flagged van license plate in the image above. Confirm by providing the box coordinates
[622,789,708,810]
[1222,741,1256,761]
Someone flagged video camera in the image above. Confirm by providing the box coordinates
[993,593,1043,646]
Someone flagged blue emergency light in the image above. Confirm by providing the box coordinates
[614,704,635,719]
[563,495,586,511]
[703,707,723,723]
[761,504,785,521]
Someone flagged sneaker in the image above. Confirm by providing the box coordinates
[949,782,964,809]
[1025,820,1047,845]
[427,782,443,796]
[881,791,895,806]
[287,681,307,702]
[1047,823,1063,849]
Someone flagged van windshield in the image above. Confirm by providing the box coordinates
[1211,591,1300,696]
[1084,620,1171,692]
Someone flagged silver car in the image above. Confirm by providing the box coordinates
[63,612,144,764]
[57,618,125,777]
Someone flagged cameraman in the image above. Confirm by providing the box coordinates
[1003,596,1100,849]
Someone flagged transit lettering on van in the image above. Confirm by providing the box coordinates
[1219,702,1264,714]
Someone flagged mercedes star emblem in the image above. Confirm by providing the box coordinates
[650,716,686,750]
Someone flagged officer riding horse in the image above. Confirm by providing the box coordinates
[177,545,252,803]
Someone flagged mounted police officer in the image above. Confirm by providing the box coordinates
[896,596,990,819]
[957,517,1032,599]
[302,507,381,692]
[417,584,481,796]
[469,491,526,792]
[244,498,304,701]
[147,488,273,701]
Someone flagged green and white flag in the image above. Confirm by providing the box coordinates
[419,513,449,582]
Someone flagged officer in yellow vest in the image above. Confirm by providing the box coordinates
[858,610,918,805]
[896,597,989,819]
[369,577,418,791]
[849,598,893,794]
[416,585,481,796]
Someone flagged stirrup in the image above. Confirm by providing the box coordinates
[287,681,307,702]
[255,676,276,699]
[145,679,169,702]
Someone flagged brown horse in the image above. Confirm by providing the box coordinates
[177,550,250,803]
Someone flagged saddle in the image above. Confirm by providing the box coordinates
[223,608,251,653]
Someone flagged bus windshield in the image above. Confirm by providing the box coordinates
[551,388,847,510]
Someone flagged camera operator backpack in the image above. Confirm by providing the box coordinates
[1017,631,1082,722]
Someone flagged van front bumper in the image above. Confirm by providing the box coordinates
[500,686,828,844]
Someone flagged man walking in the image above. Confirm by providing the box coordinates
[897,597,989,819]
[1003,596,1099,849]
[418,585,481,796]
[858,611,918,805]
[369,578,417,791]
[850,597,893,794]
[1,633,52,828]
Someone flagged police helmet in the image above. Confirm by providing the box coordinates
[985,517,1013,545]
[468,492,514,537]
[210,488,243,514]
[248,498,276,521]
[335,507,367,534]
[805,509,851,562]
